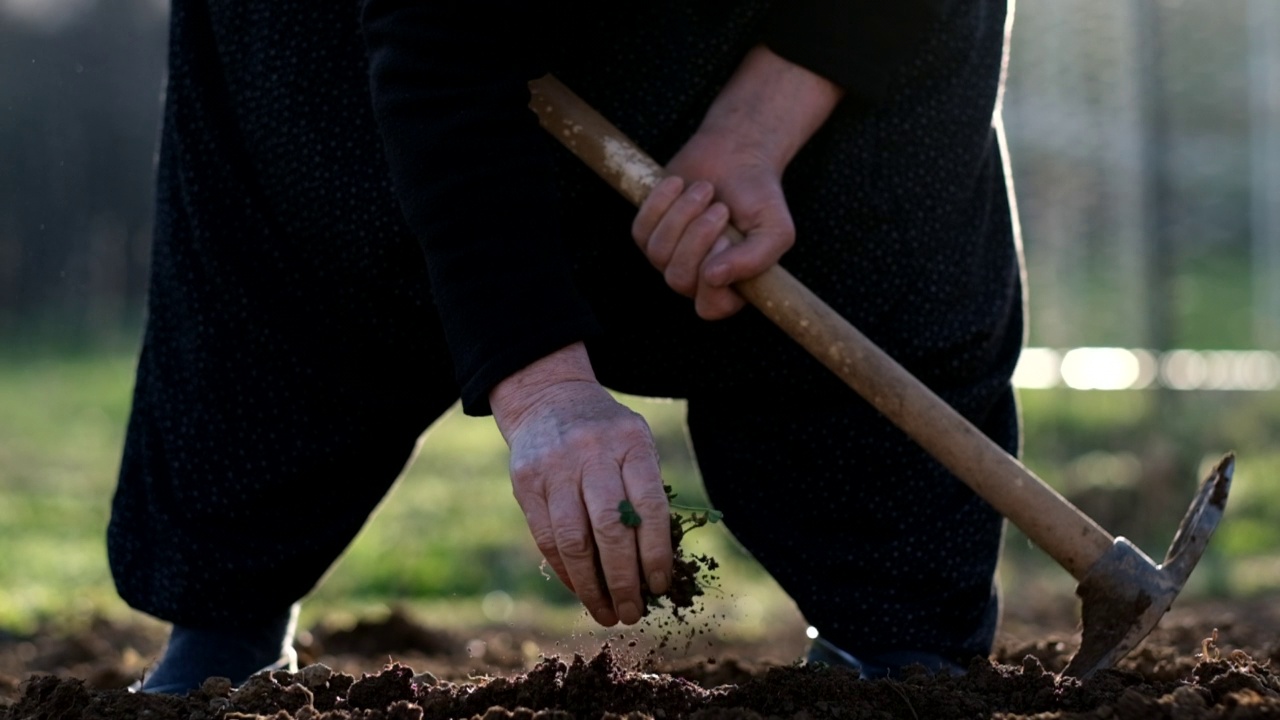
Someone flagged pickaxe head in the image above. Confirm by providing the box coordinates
[1063,453,1235,678]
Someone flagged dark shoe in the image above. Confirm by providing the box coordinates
[806,636,868,674]
[138,604,299,694]
[806,636,964,679]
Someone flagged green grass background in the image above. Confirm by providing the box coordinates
[1,344,1278,637]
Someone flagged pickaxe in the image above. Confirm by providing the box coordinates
[527,74,1235,678]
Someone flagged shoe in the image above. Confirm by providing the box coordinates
[136,653,297,694]
[806,635,868,674]
[136,604,299,694]
[806,635,964,679]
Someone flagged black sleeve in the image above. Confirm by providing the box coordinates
[359,0,600,416]
[762,1,943,108]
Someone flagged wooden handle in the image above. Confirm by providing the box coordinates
[528,74,1115,579]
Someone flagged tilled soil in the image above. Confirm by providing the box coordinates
[3,595,1280,719]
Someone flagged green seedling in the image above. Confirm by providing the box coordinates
[664,484,725,526]
[617,484,723,620]
[618,484,723,528]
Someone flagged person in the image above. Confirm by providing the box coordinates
[109,0,1024,693]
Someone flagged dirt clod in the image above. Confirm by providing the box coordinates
[228,671,313,716]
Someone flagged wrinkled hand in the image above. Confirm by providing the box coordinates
[490,343,672,626]
[630,45,842,321]
[631,138,794,320]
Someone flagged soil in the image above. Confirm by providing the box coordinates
[640,509,721,624]
[3,593,1280,719]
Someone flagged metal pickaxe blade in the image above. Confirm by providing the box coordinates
[1063,453,1233,677]
[527,74,1235,677]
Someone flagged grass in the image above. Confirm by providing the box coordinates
[0,345,791,637]
[0,350,136,630]
[2,345,1278,639]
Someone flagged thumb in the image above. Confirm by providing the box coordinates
[702,220,794,288]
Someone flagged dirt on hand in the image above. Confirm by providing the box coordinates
[4,595,1280,719]
[634,488,723,624]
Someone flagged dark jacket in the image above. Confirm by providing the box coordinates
[154,1,969,414]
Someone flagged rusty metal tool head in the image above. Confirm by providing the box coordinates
[526,74,1237,678]
[1064,453,1234,677]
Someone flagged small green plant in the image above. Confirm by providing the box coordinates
[616,485,723,620]
[618,484,722,529]
[664,484,724,526]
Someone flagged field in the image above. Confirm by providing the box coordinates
[2,345,1280,718]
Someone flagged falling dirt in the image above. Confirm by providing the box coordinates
[636,490,723,625]
[641,511,719,620]
[3,594,1280,719]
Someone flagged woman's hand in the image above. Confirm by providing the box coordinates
[489,342,672,627]
[631,45,843,320]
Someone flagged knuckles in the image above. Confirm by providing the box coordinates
[690,209,726,236]
[664,266,697,296]
[696,288,744,320]
[509,411,650,482]
[552,527,595,561]
[626,493,669,517]
[528,529,560,557]
[589,508,636,546]
[564,411,651,447]
[509,460,551,493]
[605,583,641,604]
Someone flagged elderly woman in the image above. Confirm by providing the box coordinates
[111,0,1023,692]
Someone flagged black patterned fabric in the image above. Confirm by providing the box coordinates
[109,0,1021,666]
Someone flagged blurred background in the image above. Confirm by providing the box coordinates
[1,0,1278,642]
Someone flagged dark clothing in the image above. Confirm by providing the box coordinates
[360,0,945,414]
[110,0,1021,665]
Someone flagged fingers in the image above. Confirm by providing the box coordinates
[705,199,794,283]
[577,421,669,626]
[516,468,623,626]
[581,462,644,625]
[694,195,794,320]
[548,474,622,626]
[633,177,731,293]
[632,167,794,320]
[631,175,684,250]
[694,236,748,320]
[619,446,673,597]
[512,488,575,592]
[663,200,729,296]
